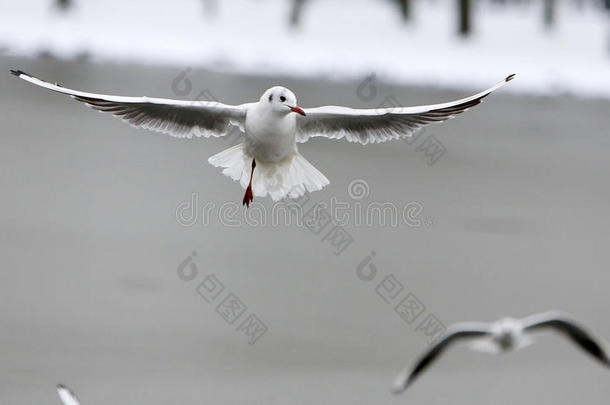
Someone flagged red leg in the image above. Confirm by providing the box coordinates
[242,158,256,207]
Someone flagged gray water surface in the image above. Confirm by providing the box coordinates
[1,55,609,405]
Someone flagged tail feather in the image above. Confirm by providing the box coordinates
[207,143,245,183]
[208,143,329,201]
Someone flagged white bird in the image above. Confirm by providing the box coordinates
[11,69,515,206]
[392,311,610,394]
[56,384,81,405]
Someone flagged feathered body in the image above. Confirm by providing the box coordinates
[209,86,329,202]
[244,87,298,163]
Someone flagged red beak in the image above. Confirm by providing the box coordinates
[289,106,306,116]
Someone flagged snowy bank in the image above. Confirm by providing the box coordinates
[1,0,609,98]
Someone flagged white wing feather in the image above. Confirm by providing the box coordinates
[56,384,81,405]
[297,74,515,145]
[10,70,248,139]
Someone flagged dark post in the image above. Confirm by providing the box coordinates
[606,0,610,55]
[202,0,217,18]
[400,0,411,21]
[543,0,555,29]
[458,0,471,37]
[56,0,72,10]
[289,0,307,28]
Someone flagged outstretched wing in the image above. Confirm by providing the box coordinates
[297,74,515,145]
[56,384,81,405]
[10,70,249,139]
[522,311,610,367]
[392,322,491,394]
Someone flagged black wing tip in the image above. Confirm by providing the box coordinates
[10,69,25,77]
[56,383,67,390]
[505,73,516,82]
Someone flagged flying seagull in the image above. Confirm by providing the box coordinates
[392,311,610,394]
[56,384,81,405]
[11,69,515,206]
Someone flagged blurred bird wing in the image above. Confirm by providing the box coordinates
[469,338,501,354]
[522,311,610,367]
[11,70,249,139]
[392,322,491,394]
[296,75,515,145]
[56,384,81,405]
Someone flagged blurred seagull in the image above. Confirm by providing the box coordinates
[392,311,610,394]
[10,69,515,206]
[56,384,81,405]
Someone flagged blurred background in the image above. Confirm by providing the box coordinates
[1,1,610,405]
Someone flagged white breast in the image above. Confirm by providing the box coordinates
[244,105,297,163]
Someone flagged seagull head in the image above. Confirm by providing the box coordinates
[261,86,305,116]
[491,317,523,351]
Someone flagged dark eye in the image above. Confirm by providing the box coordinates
[268,94,273,102]
[280,96,286,102]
